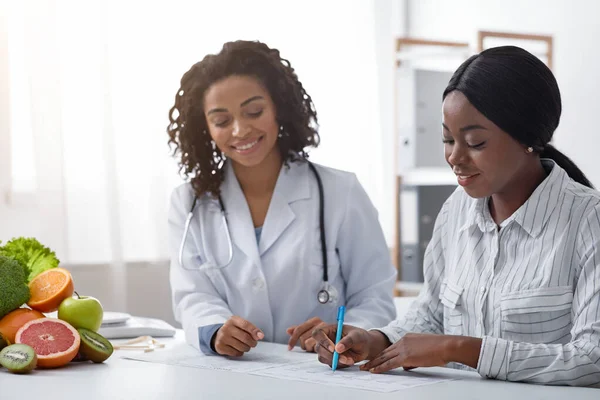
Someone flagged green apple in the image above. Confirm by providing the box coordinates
[57,292,104,332]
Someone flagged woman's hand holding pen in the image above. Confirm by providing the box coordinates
[313,325,483,373]
[311,324,390,368]
[212,316,265,357]
[286,317,326,352]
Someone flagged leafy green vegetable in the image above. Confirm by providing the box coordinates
[0,237,60,282]
[0,255,30,318]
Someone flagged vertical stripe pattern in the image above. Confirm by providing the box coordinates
[379,160,600,386]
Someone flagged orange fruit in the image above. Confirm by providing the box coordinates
[0,308,45,344]
[27,268,74,313]
[15,318,80,368]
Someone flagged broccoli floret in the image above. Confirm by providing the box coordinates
[0,255,30,319]
[0,237,60,282]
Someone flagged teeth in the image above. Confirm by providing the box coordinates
[459,175,476,179]
[235,139,259,151]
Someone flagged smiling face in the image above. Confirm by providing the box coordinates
[203,75,280,169]
[442,91,532,199]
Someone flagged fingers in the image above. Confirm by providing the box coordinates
[287,317,321,350]
[298,330,315,351]
[369,357,403,374]
[361,347,401,373]
[315,347,353,368]
[215,316,264,357]
[312,326,354,366]
[304,337,317,352]
[313,327,336,365]
[316,350,354,369]
[286,326,296,335]
[302,322,326,352]
[361,346,392,370]
[335,330,359,353]
[223,335,252,353]
[231,316,264,341]
[214,329,252,356]
[216,344,244,357]
[318,353,333,367]
[214,331,246,357]
[229,326,258,349]
[312,326,336,353]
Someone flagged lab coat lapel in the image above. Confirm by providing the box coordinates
[259,161,310,256]
[221,163,261,267]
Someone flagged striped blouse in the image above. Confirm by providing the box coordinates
[380,160,600,386]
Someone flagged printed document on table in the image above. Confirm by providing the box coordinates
[251,362,455,393]
[121,341,456,392]
[120,341,314,373]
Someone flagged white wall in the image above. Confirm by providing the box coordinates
[1,0,403,266]
[405,0,600,187]
[372,0,406,245]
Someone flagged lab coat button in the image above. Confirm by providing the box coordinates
[480,286,486,293]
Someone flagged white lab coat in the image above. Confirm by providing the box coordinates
[169,160,397,350]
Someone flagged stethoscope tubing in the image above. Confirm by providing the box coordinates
[179,161,334,304]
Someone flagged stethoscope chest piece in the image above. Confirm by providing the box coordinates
[317,289,330,304]
[317,282,338,304]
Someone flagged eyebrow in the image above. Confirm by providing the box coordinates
[206,95,265,115]
[240,95,263,107]
[442,123,488,133]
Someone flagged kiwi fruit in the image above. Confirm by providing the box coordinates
[0,332,9,351]
[77,328,114,363]
[0,344,37,374]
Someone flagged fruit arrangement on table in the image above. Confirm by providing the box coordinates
[0,237,114,374]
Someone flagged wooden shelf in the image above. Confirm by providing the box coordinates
[477,30,553,69]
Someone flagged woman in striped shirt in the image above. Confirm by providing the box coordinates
[312,45,600,387]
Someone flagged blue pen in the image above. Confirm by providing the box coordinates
[331,305,346,372]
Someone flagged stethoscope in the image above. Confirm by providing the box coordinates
[178,162,338,304]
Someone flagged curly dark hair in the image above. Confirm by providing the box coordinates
[167,40,320,198]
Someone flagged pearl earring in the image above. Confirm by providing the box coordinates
[278,125,284,138]
[526,147,534,153]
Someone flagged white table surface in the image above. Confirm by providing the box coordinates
[1,330,598,400]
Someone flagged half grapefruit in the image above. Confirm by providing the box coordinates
[15,318,80,368]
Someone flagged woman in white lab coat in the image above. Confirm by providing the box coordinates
[166,40,397,357]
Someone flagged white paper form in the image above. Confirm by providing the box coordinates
[121,342,455,392]
[120,341,314,373]
[252,362,454,393]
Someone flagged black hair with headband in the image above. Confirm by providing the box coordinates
[443,45,592,188]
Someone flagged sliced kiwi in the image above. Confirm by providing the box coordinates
[0,344,37,374]
[77,328,114,363]
[0,332,9,351]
